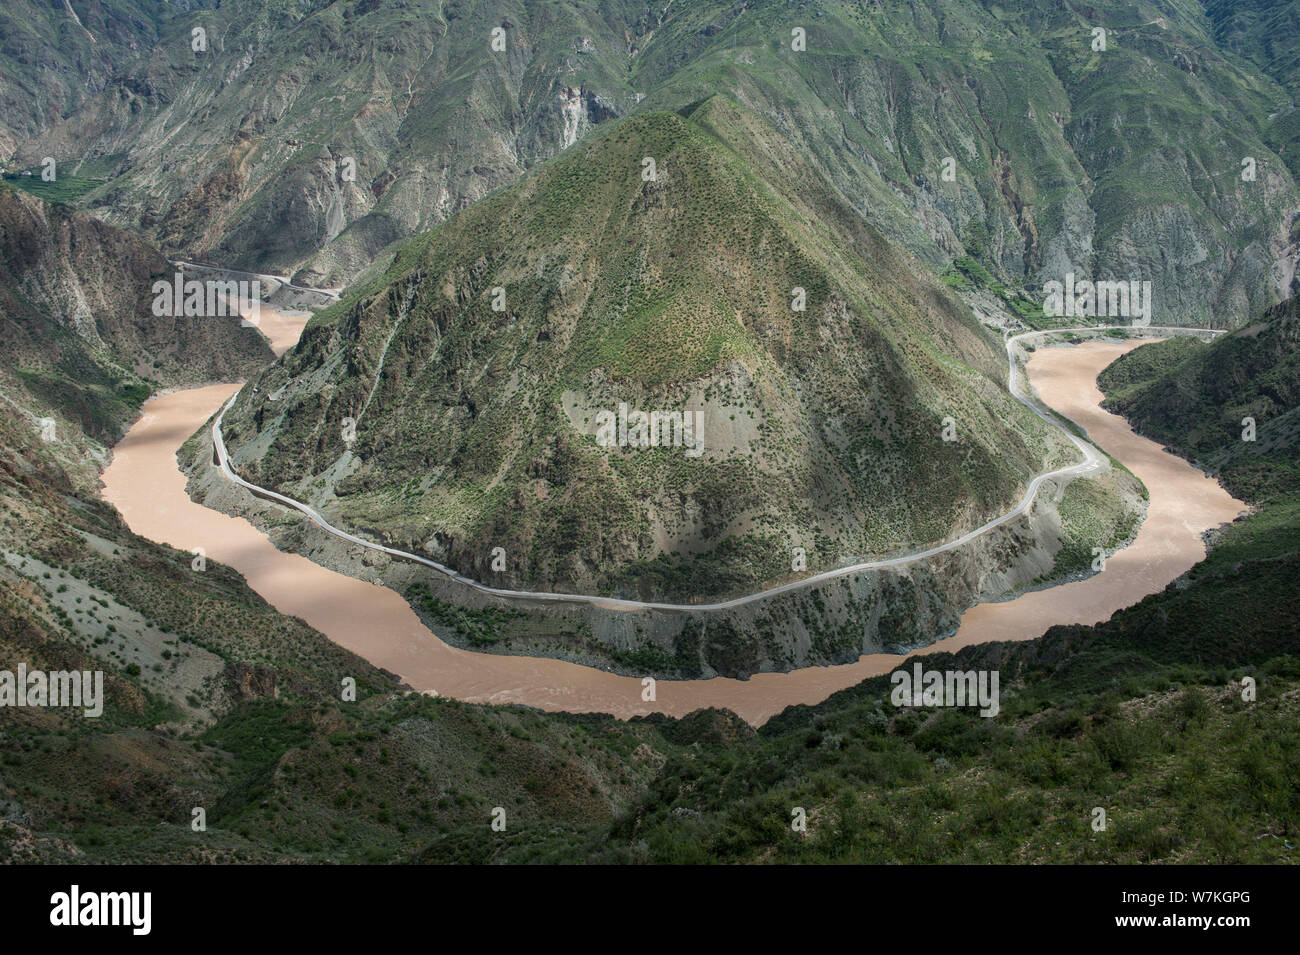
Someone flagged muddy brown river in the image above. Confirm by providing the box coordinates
[101,337,1245,725]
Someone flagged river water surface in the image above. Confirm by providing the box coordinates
[101,337,1245,725]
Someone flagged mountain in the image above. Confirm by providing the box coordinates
[3,1,1299,870]
[7,0,1298,324]
[8,0,640,287]
[1205,0,1300,177]
[215,97,1075,605]
[429,299,1300,864]
[0,0,164,158]
[0,351,671,863]
[0,183,402,861]
[6,279,1297,864]
[1100,293,1300,505]
[7,340,1297,864]
[450,613,1300,863]
[1099,293,1300,582]
[0,182,272,448]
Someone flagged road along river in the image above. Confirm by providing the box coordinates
[102,331,1245,726]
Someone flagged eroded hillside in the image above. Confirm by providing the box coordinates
[5,0,1296,322]
[216,100,1074,604]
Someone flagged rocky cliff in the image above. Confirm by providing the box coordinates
[7,0,1299,324]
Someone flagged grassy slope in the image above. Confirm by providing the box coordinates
[6,313,1299,863]
[423,308,1300,864]
[1205,0,1300,177]
[0,197,683,862]
[2,2,1296,865]
[221,98,1070,602]
[11,1,1295,324]
[1,358,686,862]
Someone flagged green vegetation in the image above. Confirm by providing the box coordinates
[4,306,1299,862]
[553,655,1300,864]
[1046,474,1143,581]
[5,0,1290,320]
[406,584,523,647]
[942,255,1045,327]
[1100,299,1300,513]
[2,0,1297,866]
[1,172,102,205]
[227,99,1068,610]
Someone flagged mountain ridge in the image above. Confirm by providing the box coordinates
[5,0,1296,324]
[216,97,1076,605]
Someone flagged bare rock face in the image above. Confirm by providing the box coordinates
[12,2,637,290]
[9,0,1296,322]
[0,186,272,435]
[223,662,279,702]
[0,186,167,349]
[0,0,162,159]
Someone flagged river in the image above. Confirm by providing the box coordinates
[101,331,1245,725]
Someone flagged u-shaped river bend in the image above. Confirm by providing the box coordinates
[102,315,1245,726]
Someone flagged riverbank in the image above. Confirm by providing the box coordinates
[100,337,1245,725]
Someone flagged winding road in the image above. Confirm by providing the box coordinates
[169,260,342,301]
[209,324,1218,613]
[103,326,1243,724]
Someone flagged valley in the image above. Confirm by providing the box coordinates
[101,326,1243,725]
[2,0,1297,876]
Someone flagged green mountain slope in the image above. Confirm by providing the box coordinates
[0,183,272,449]
[9,0,1298,323]
[0,0,164,158]
[218,98,1070,601]
[424,318,1300,865]
[1100,294,1300,505]
[3,268,1294,862]
[1205,0,1300,177]
[1099,294,1300,584]
[0,190,683,861]
[0,386,674,863]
